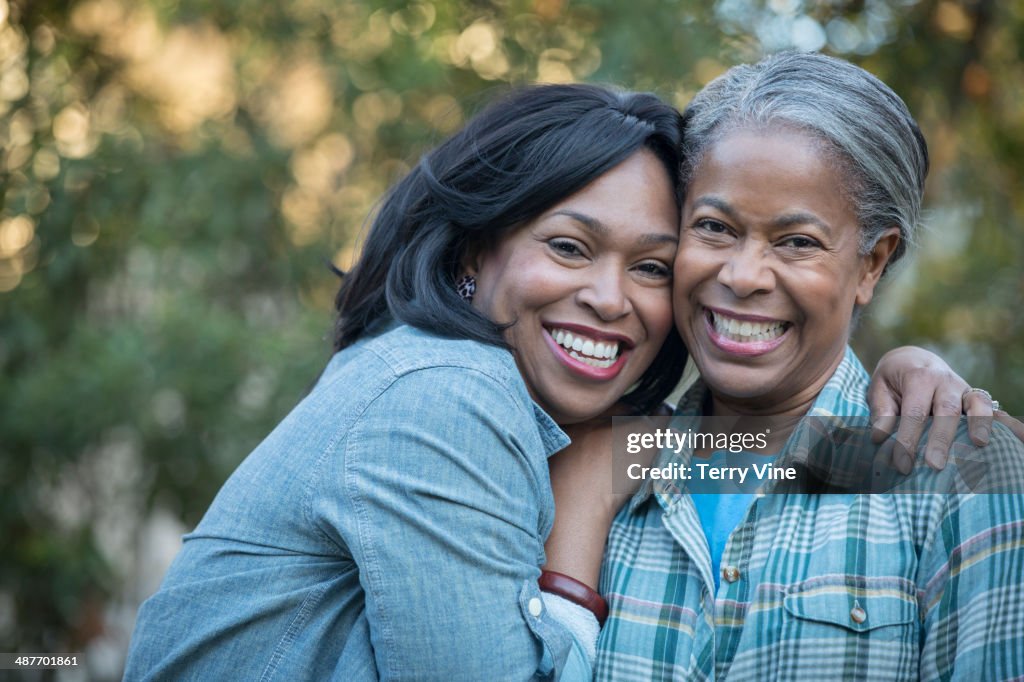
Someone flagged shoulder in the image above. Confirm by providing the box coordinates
[914,425,1024,601]
[317,325,520,399]
[316,329,568,522]
[368,324,522,384]
[315,324,563,446]
[904,419,1024,497]
[910,422,1024,561]
[950,420,1024,494]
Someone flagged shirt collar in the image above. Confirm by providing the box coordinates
[533,403,571,457]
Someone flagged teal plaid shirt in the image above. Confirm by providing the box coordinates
[595,347,1024,681]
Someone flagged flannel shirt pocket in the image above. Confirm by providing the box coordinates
[783,575,917,635]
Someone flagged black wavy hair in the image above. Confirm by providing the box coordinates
[333,83,688,413]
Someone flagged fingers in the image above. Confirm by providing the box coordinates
[871,436,899,478]
[962,389,994,447]
[891,398,929,475]
[866,370,930,474]
[866,380,899,444]
[922,386,965,470]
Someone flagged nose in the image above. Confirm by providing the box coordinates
[576,263,633,321]
[717,240,775,298]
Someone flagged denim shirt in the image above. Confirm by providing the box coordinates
[124,323,582,681]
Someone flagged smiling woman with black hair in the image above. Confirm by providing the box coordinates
[123,80,1002,681]
[125,83,690,681]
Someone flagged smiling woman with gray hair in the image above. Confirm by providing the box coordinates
[679,51,927,278]
[548,52,1024,681]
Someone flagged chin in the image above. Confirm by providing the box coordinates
[542,393,618,425]
[551,403,605,425]
[703,367,777,401]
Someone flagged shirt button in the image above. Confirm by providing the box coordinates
[722,566,741,583]
[850,604,867,624]
[528,597,543,617]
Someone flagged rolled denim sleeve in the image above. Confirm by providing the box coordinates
[312,365,587,680]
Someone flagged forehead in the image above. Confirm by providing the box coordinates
[686,127,856,225]
[549,149,679,232]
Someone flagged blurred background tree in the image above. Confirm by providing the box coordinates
[1,0,1020,677]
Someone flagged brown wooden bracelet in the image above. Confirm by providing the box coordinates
[538,570,609,625]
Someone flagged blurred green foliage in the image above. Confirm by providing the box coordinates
[0,0,1021,674]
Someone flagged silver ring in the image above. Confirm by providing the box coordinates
[962,387,993,403]
[992,400,1001,412]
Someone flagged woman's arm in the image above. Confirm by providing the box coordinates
[317,366,589,680]
[544,406,663,590]
[543,417,624,589]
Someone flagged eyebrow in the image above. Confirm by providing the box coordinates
[690,196,737,219]
[690,196,833,237]
[550,209,678,246]
[769,212,833,237]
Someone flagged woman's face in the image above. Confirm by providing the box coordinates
[471,149,679,425]
[674,127,897,413]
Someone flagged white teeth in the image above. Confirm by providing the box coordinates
[569,350,615,368]
[710,311,787,343]
[547,327,622,364]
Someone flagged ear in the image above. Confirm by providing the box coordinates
[460,238,488,276]
[459,251,479,278]
[855,228,900,307]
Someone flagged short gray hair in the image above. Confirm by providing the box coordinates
[681,52,928,275]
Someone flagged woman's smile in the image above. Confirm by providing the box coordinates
[542,323,633,378]
[702,306,792,356]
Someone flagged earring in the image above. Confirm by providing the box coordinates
[456,274,476,302]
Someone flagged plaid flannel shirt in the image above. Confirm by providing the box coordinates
[595,347,1024,681]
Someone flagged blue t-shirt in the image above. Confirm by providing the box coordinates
[690,449,777,588]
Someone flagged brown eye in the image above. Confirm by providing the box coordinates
[695,218,729,234]
[633,261,671,279]
[549,239,584,257]
[779,235,821,249]
[691,218,735,241]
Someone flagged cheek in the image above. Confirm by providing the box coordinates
[787,275,857,339]
[473,257,513,317]
[637,290,675,356]
[797,267,860,312]
[674,239,719,288]
[672,255,706,320]
[475,248,542,316]
[482,258,568,324]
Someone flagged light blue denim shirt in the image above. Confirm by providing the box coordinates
[124,323,583,681]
